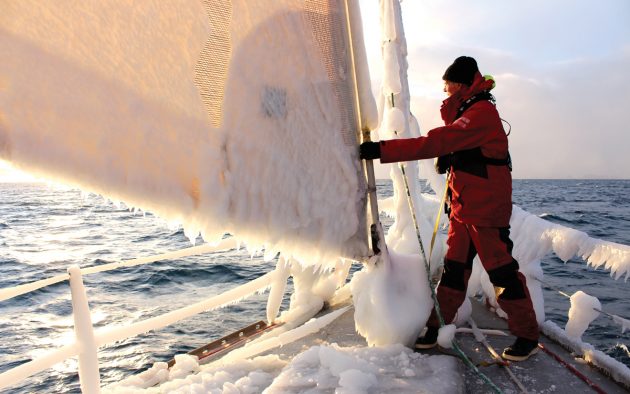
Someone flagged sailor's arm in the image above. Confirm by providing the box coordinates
[359,102,497,163]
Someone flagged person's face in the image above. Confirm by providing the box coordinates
[443,80,463,97]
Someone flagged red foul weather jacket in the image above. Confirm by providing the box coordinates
[379,73,512,227]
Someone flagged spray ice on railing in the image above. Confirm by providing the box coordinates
[535,277,630,338]
[0,239,238,303]
[522,276,630,388]
[0,246,278,392]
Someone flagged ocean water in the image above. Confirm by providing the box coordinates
[0,179,629,393]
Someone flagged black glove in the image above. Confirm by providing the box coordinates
[359,141,381,160]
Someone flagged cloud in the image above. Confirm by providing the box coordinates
[360,0,630,179]
[403,47,630,179]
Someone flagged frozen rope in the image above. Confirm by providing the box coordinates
[533,277,630,330]
[389,93,503,394]
[468,318,529,394]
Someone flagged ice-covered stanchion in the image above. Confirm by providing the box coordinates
[68,265,101,393]
[565,291,601,339]
[276,262,350,328]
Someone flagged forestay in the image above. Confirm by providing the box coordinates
[0,0,378,267]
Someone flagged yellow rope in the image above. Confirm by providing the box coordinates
[428,172,451,269]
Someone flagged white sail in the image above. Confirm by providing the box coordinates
[0,0,378,267]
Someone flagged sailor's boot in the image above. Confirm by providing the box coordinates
[502,337,539,361]
[414,327,439,350]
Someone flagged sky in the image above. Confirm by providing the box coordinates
[1,0,628,181]
[358,0,630,179]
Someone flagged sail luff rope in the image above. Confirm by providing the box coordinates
[342,0,383,257]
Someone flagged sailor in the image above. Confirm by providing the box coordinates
[360,56,539,361]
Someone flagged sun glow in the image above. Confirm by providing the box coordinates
[0,160,41,183]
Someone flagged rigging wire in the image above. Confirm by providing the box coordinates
[468,318,529,394]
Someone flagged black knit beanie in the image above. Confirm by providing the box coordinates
[442,56,479,86]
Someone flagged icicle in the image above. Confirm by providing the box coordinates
[332,259,352,289]
[266,256,291,324]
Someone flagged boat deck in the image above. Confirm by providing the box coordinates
[259,299,628,393]
[444,299,628,393]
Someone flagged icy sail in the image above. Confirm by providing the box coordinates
[0,0,377,266]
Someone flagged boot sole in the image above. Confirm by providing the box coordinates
[414,342,438,350]
[501,347,539,361]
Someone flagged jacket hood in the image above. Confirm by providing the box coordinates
[440,72,496,124]
[460,72,495,98]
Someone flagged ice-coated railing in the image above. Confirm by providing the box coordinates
[2,231,629,392]
[0,238,238,303]
[0,238,275,393]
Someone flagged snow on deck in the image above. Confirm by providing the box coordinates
[105,305,463,393]
[105,299,630,393]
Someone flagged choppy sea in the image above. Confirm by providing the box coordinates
[0,179,629,393]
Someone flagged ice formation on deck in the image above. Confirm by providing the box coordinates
[106,345,461,394]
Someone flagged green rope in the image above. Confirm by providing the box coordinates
[390,93,504,394]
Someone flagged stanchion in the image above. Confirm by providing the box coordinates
[68,265,101,393]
